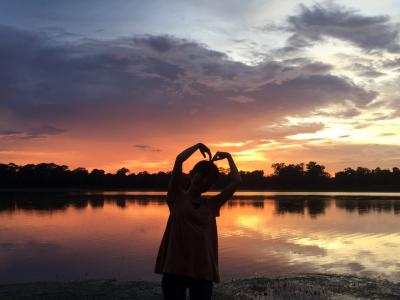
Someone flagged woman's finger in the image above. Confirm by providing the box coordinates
[212,154,221,161]
[207,150,212,160]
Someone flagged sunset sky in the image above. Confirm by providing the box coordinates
[1,0,400,175]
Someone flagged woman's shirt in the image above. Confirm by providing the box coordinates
[154,191,221,283]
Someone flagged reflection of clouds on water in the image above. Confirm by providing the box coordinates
[238,215,260,229]
[357,250,373,258]
[280,232,400,281]
[218,198,400,282]
[289,236,345,250]
[347,262,364,271]
[1,192,400,283]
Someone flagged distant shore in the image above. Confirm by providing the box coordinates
[1,273,399,300]
[3,188,400,193]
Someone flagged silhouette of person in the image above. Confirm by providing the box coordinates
[154,143,242,300]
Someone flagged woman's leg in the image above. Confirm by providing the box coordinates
[161,273,187,300]
[187,277,213,300]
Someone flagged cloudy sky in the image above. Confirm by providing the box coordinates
[1,0,400,174]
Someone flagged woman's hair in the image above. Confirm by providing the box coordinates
[189,160,220,182]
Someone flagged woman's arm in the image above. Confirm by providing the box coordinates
[176,143,211,164]
[210,152,242,209]
[167,143,211,202]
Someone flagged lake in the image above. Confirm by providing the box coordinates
[1,191,400,284]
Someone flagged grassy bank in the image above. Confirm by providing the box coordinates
[1,273,399,299]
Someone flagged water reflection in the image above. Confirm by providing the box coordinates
[0,193,166,214]
[0,191,400,284]
[273,197,331,218]
[335,198,400,214]
[1,192,400,217]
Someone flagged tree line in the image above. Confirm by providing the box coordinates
[0,161,400,190]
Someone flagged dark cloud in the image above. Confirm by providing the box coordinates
[285,2,400,52]
[0,130,23,136]
[0,25,378,140]
[134,35,178,53]
[0,125,65,140]
[134,145,161,152]
[248,74,376,111]
[134,145,151,149]
[382,58,400,69]
[258,122,325,140]
[316,107,361,118]
[38,26,84,40]
[351,63,386,78]
[31,125,66,135]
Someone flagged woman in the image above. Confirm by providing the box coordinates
[154,142,242,300]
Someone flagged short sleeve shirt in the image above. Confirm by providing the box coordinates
[154,192,221,283]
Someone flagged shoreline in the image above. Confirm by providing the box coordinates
[3,188,400,193]
[1,273,399,299]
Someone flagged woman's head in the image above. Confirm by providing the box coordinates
[187,160,220,194]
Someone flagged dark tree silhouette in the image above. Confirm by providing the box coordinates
[0,161,399,191]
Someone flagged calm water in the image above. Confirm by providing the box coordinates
[1,191,400,284]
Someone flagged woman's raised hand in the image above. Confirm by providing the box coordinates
[197,143,212,161]
[211,151,231,162]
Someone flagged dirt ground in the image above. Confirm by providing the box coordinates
[0,273,399,300]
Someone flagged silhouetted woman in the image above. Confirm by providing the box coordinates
[154,143,242,300]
